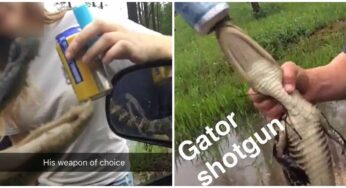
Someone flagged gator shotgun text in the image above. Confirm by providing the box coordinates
[178,112,284,185]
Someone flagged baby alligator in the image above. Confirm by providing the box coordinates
[215,20,346,185]
[109,101,172,139]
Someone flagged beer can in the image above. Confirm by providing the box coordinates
[56,26,112,102]
[175,2,229,35]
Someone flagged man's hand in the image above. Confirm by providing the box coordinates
[65,19,172,64]
[248,61,311,120]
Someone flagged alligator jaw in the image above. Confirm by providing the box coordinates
[215,21,291,104]
[215,21,277,81]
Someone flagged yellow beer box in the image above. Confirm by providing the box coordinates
[56,26,112,102]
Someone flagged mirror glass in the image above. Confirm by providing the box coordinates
[106,62,172,147]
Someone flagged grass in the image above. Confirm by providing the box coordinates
[175,3,346,146]
[130,142,170,153]
[130,142,171,185]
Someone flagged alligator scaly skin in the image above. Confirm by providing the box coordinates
[110,102,171,138]
[250,61,334,185]
[0,102,94,185]
[216,22,335,185]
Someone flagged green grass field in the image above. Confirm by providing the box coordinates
[175,3,346,145]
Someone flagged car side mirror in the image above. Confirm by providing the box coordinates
[105,60,172,148]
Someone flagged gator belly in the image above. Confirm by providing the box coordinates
[287,115,335,185]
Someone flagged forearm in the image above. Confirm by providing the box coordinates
[304,52,346,103]
[150,35,172,60]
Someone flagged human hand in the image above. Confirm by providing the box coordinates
[248,61,310,120]
[65,19,172,64]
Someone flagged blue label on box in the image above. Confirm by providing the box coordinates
[56,27,83,84]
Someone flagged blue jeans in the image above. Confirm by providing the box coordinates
[108,172,134,186]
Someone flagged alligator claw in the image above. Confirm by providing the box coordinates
[319,113,346,154]
[273,122,310,185]
[273,143,310,185]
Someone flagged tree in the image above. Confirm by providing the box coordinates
[126,2,171,35]
[137,2,142,24]
[251,2,261,14]
[250,2,265,18]
[156,3,161,31]
[151,3,156,30]
[143,3,149,27]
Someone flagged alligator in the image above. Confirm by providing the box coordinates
[214,19,346,185]
[108,100,172,139]
[0,101,93,185]
[0,38,94,185]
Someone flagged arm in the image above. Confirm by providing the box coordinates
[249,52,346,119]
[65,19,172,64]
[302,52,346,103]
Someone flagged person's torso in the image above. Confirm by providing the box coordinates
[17,10,132,185]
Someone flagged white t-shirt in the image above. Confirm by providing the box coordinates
[4,9,158,185]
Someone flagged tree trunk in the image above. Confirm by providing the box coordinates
[151,3,156,30]
[143,3,149,27]
[137,2,142,24]
[250,2,261,14]
[156,3,160,32]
